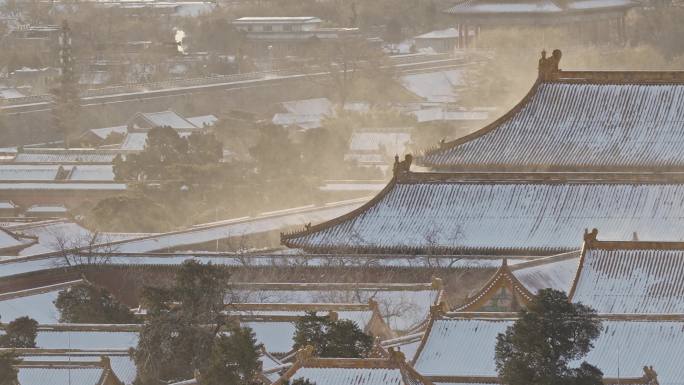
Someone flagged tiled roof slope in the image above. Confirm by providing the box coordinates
[444,0,635,16]
[283,172,684,255]
[273,348,433,385]
[421,70,684,171]
[412,314,683,385]
[570,235,684,314]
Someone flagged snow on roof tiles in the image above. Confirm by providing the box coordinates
[571,243,684,314]
[34,330,139,350]
[230,284,439,331]
[401,70,463,103]
[18,366,106,385]
[139,110,196,129]
[413,316,684,385]
[510,251,580,294]
[284,175,684,255]
[423,80,684,171]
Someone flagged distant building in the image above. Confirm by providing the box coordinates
[414,28,467,52]
[233,17,359,57]
[444,0,638,47]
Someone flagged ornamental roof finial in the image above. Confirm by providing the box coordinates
[538,48,562,80]
[583,228,598,245]
[393,154,413,177]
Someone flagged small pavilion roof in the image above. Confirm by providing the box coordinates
[421,52,684,172]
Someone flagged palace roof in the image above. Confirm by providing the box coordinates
[0,280,84,323]
[228,281,444,332]
[569,232,684,314]
[412,313,683,385]
[421,67,684,171]
[282,172,684,255]
[444,0,636,24]
[273,347,433,385]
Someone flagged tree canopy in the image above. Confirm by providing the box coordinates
[113,127,223,181]
[134,260,261,385]
[293,312,373,358]
[495,289,603,385]
[0,316,38,348]
[54,282,137,324]
[0,350,21,385]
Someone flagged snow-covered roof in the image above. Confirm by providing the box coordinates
[229,282,442,332]
[26,205,68,214]
[32,329,139,350]
[87,125,128,141]
[0,227,27,253]
[401,70,463,103]
[274,351,432,385]
[444,0,635,16]
[283,173,684,255]
[186,114,218,127]
[0,164,114,182]
[510,251,580,294]
[19,353,136,385]
[381,332,425,362]
[12,150,117,164]
[570,237,684,314]
[422,71,684,171]
[413,315,684,385]
[17,365,107,385]
[131,110,196,130]
[0,280,83,323]
[415,28,461,39]
[272,113,323,130]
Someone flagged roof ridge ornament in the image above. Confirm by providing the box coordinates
[642,366,659,385]
[583,228,598,246]
[538,49,562,81]
[393,154,413,177]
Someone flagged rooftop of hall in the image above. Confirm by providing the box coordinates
[443,0,638,23]
[420,50,684,172]
[282,168,684,256]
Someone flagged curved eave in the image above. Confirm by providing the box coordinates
[419,78,542,169]
[420,70,684,171]
[281,177,399,247]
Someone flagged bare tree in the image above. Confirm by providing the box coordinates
[50,230,119,268]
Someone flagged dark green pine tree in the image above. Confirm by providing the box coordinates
[0,350,21,385]
[53,20,80,149]
[293,312,373,358]
[495,289,604,385]
[0,316,38,348]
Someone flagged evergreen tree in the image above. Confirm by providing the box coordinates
[293,312,372,358]
[0,317,38,348]
[52,20,80,149]
[495,289,603,385]
[54,282,137,324]
[0,351,21,385]
[202,326,262,385]
[135,261,240,385]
